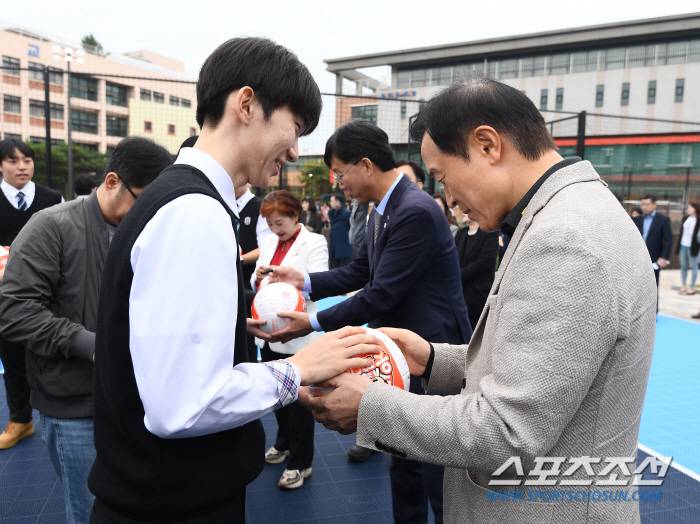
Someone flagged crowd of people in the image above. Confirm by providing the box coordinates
[0,34,679,524]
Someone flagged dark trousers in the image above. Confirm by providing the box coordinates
[329,256,351,269]
[89,491,245,524]
[390,376,444,524]
[260,343,315,470]
[0,335,32,424]
[243,289,258,362]
[654,269,660,313]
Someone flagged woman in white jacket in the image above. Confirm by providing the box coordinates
[252,190,328,489]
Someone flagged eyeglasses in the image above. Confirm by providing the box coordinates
[117,175,138,200]
[332,160,360,183]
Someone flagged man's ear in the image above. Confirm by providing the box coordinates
[230,87,255,126]
[472,126,502,164]
[103,172,120,191]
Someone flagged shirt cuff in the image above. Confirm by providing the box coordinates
[309,313,323,332]
[263,360,300,410]
[69,329,96,361]
[421,342,436,380]
[302,272,313,293]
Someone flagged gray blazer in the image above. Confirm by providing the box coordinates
[356,161,657,523]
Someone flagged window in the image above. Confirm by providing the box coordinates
[430,66,452,86]
[499,59,519,79]
[106,146,116,157]
[190,127,197,137]
[398,70,410,88]
[4,95,20,113]
[144,121,152,132]
[71,110,98,134]
[106,116,127,137]
[595,85,604,107]
[29,137,60,147]
[675,79,684,103]
[549,54,570,75]
[106,83,128,106]
[181,98,191,108]
[167,124,176,136]
[555,88,564,110]
[690,40,700,62]
[647,80,656,104]
[621,83,630,106]
[401,100,406,120]
[76,142,98,152]
[486,60,498,78]
[572,50,598,73]
[628,45,656,68]
[351,104,378,125]
[71,76,98,101]
[2,56,20,76]
[153,92,164,104]
[410,69,427,88]
[29,100,65,120]
[140,89,152,101]
[28,62,43,81]
[603,48,625,70]
[454,62,484,76]
[540,89,548,110]
[170,96,180,106]
[521,56,546,77]
[660,42,687,65]
[4,133,22,141]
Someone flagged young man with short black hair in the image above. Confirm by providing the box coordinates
[73,174,96,199]
[396,159,425,190]
[88,38,378,523]
[0,136,173,524]
[0,138,62,451]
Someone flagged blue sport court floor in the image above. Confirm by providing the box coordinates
[0,312,698,523]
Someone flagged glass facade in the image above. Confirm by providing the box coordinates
[351,104,378,125]
[3,95,20,113]
[71,77,98,101]
[106,116,128,137]
[29,100,64,120]
[71,109,98,134]
[106,83,128,106]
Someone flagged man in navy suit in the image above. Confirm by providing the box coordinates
[270,119,471,524]
[328,193,353,268]
[632,195,672,308]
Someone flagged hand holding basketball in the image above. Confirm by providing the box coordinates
[268,266,305,290]
[377,327,431,377]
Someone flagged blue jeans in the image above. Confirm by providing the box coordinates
[679,245,699,288]
[41,414,96,524]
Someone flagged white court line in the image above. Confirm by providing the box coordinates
[638,443,700,483]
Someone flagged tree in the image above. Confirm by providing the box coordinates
[81,34,106,56]
[297,161,335,198]
[28,140,109,197]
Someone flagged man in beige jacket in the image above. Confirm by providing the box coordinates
[303,75,657,523]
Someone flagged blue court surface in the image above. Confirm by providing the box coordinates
[0,309,698,523]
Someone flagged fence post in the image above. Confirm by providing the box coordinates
[626,170,634,201]
[576,111,586,160]
[683,167,691,210]
[66,64,74,200]
[43,67,53,189]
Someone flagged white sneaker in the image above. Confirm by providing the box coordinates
[278,467,312,489]
[265,446,290,464]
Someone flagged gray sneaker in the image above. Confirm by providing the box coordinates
[265,446,290,464]
[278,467,312,489]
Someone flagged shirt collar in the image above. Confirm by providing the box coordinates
[236,188,255,212]
[175,148,239,217]
[375,173,403,216]
[500,157,581,238]
[644,209,657,219]
[2,179,35,198]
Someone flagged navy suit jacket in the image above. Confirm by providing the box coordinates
[310,176,472,344]
[328,206,353,259]
[632,212,673,262]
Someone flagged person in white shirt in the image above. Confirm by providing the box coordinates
[253,190,328,489]
[88,38,380,524]
[678,202,700,295]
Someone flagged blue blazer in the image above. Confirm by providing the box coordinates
[632,212,673,262]
[310,176,472,344]
[328,206,353,259]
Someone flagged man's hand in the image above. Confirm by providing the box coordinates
[378,327,431,376]
[272,311,313,343]
[299,373,374,434]
[268,266,305,290]
[246,318,286,343]
[657,258,669,269]
[287,326,381,386]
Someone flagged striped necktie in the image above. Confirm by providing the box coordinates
[373,212,381,245]
[16,192,28,211]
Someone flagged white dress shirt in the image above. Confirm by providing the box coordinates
[2,180,36,208]
[236,188,273,248]
[129,147,300,439]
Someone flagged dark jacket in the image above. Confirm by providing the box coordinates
[301,209,323,234]
[676,215,700,258]
[328,205,353,259]
[349,201,369,248]
[455,227,500,330]
[0,192,108,418]
[632,211,673,262]
[311,176,471,344]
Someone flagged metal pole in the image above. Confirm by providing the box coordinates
[576,111,586,160]
[66,61,74,200]
[43,67,53,189]
[627,170,633,201]
[683,167,691,210]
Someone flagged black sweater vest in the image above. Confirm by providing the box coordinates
[238,195,262,290]
[0,184,62,245]
[88,165,264,521]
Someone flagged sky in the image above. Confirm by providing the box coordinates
[5,0,699,93]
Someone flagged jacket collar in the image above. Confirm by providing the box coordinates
[267,224,309,265]
[86,190,108,231]
[492,160,601,292]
